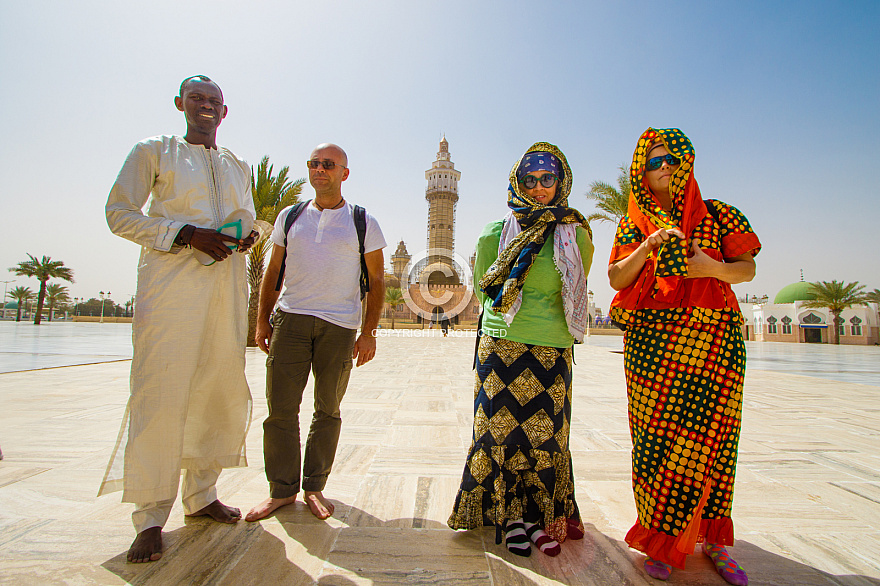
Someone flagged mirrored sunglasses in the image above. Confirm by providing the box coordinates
[646,154,681,171]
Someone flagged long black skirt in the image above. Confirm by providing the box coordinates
[447,335,579,544]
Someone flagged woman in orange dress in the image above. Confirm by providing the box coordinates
[609,128,760,584]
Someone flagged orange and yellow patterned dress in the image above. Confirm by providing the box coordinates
[609,128,761,569]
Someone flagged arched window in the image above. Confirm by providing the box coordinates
[767,315,778,334]
[802,312,823,324]
[781,316,792,335]
[850,316,862,336]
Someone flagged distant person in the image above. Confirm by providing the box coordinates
[440,316,450,337]
[608,128,760,583]
[245,143,386,522]
[448,142,594,557]
[101,75,258,563]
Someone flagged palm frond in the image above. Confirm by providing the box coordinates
[583,163,630,225]
[802,280,868,312]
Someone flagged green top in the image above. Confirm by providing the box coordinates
[475,220,594,347]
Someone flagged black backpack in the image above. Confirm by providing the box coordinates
[273,199,370,299]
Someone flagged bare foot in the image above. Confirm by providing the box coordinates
[185,499,241,523]
[304,491,334,519]
[128,526,162,563]
[244,495,297,522]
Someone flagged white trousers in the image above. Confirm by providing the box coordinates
[132,468,220,533]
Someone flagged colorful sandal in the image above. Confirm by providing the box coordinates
[702,542,748,586]
[644,557,671,580]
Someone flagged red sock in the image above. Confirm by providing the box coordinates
[566,518,584,540]
[524,522,561,556]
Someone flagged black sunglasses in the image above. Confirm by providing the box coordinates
[520,174,558,189]
[306,160,346,170]
[646,154,681,171]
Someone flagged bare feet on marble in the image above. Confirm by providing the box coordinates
[185,499,241,523]
[244,495,297,522]
[304,491,334,519]
[128,526,163,563]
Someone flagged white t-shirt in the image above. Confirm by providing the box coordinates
[270,200,386,329]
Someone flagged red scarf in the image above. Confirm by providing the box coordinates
[611,128,737,312]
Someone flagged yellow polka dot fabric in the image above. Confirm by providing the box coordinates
[623,319,745,567]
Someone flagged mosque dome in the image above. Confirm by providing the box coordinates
[774,282,817,304]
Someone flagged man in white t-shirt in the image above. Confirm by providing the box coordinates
[246,143,386,521]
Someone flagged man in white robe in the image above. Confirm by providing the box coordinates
[101,75,256,563]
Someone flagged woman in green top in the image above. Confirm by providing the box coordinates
[448,142,594,557]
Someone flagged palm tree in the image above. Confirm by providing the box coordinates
[584,164,630,225]
[45,283,71,322]
[803,280,868,344]
[385,287,404,329]
[866,289,880,340]
[9,286,34,322]
[247,156,306,346]
[8,255,75,325]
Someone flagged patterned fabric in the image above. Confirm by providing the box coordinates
[480,142,590,315]
[516,151,562,183]
[448,335,579,544]
[609,129,760,570]
[495,211,590,341]
[609,129,761,325]
[623,318,745,570]
[610,196,761,329]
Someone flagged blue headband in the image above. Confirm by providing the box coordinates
[516,152,562,183]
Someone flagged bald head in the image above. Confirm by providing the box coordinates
[311,143,348,168]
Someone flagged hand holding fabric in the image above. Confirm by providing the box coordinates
[644,227,685,254]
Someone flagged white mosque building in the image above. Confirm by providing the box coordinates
[742,281,878,345]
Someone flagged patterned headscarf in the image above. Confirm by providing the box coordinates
[516,151,563,186]
[627,128,708,301]
[480,142,590,313]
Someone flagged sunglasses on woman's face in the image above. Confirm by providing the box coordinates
[520,174,558,189]
[645,154,681,171]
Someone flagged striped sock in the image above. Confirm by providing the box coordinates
[524,521,561,556]
[504,519,531,557]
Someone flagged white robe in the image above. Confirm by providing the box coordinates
[99,136,254,503]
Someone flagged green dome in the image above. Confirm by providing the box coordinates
[774,282,817,304]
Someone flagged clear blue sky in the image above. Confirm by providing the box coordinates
[1,0,877,313]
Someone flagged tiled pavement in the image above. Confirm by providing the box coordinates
[1,332,879,585]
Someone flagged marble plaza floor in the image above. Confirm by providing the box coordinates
[1,326,879,585]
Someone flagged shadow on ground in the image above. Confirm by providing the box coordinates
[102,511,880,585]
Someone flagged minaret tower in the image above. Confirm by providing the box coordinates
[424,136,461,284]
[391,240,411,283]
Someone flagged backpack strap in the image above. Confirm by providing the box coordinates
[354,205,369,300]
[274,200,310,291]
